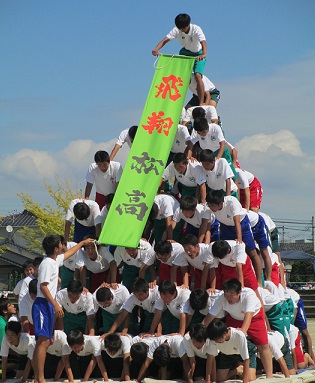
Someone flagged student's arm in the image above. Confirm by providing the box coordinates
[199,40,207,60]
[277,356,291,378]
[185,141,193,160]
[199,183,207,204]
[109,144,121,161]
[242,358,250,383]
[108,260,117,286]
[198,218,209,243]
[158,178,166,194]
[149,309,163,335]
[215,140,225,159]
[84,182,93,199]
[164,216,174,240]
[152,37,170,56]
[53,358,65,381]
[205,354,215,383]
[187,356,196,383]
[63,238,94,261]
[177,265,189,288]
[64,220,72,242]
[20,316,30,333]
[185,313,193,329]
[243,187,250,210]
[148,264,157,286]
[40,283,64,318]
[101,309,130,338]
[95,355,109,381]
[225,178,232,196]
[62,355,74,383]
[55,316,64,331]
[95,223,101,239]
[233,214,243,243]
[204,91,211,105]
[122,352,131,381]
[139,263,149,279]
[170,264,179,285]
[79,266,87,288]
[82,354,97,381]
[178,312,186,336]
[136,357,152,382]
[236,262,245,287]
[202,313,216,327]
[1,356,8,382]
[201,263,210,290]
[240,311,254,334]
[86,314,95,335]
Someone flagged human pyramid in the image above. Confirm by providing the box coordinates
[1,12,315,383]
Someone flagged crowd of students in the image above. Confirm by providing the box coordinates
[1,12,314,383]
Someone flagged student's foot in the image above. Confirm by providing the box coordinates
[236,365,244,377]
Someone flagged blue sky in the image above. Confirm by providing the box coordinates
[1,0,315,241]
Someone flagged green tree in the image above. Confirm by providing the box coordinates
[17,177,79,253]
[290,260,315,283]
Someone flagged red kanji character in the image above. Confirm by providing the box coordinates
[155,75,183,101]
[142,111,174,136]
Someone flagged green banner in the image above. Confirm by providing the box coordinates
[99,54,195,247]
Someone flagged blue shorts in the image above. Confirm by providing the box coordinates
[251,215,270,249]
[32,297,54,339]
[220,215,256,252]
[179,47,206,74]
[294,298,307,330]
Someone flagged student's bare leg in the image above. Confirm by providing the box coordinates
[257,344,273,378]
[194,72,205,105]
[247,249,262,285]
[216,368,231,382]
[301,328,315,360]
[33,336,50,383]
[260,247,272,281]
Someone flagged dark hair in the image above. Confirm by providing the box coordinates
[5,320,21,335]
[42,234,61,256]
[60,235,67,247]
[158,280,176,295]
[222,278,242,294]
[153,343,171,367]
[29,279,38,296]
[154,240,172,256]
[130,342,148,365]
[207,320,228,341]
[94,150,110,163]
[192,142,202,162]
[67,329,84,347]
[189,289,209,311]
[180,196,197,211]
[73,202,90,221]
[133,278,149,294]
[96,287,112,303]
[174,13,191,29]
[190,323,208,342]
[192,107,206,119]
[128,126,138,141]
[173,152,188,165]
[33,256,44,268]
[206,190,224,206]
[0,298,10,317]
[22,260,34,271]
[193,117,209,133]
[104,333,122,353]
[67,279,83,294]
[182,234,199,247]
[212,240,231,259]
[199,149,215,163]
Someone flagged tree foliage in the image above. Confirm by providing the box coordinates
[17,177,79,253]
[290,260,315,282]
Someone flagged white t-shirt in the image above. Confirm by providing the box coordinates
[264,280,283,302]
[75,246,114,273]
[257,287,280,312]
[63,335,102,357]
[155,287,191,319]
[144,242,185,267]
[116,128,133,148]
[93,284,130,314]
[37,254,64,298]
[154,194,179,220]
[19,291,34,323]
[191,123,225,152]
[210,196,247,226]
[183,105,218,124]
[183,290,224,318]
[28,330,68,359]
[100,206,108,227]
[170,124,191,153]
[85,161,122,196]
[259,212,276,232]
[1,333,35,357]
[202,158,238,192]
[123,286,160,314]
[13,278,25,296]
[267,331,285,360]
[166,24,206,52]
[18,275,35,307]
[131,335,156,348]
[173,243,214,271]
[114,240,154,268]
[235,168,254,189]
[163,161,205,188]
[102,335,131,358]
[173,204,214,228]
[208,327,249,360]
[56,288,95,316]
[209,288,261,320]
[147,335,183,359]
[179,333,211,359]
[211,241,247,268]
[65,198,102,227]
[189,74,216,94]
[63,241,80,271]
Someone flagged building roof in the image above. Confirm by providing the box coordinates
[0,209,37,228]
[0,249,36,268]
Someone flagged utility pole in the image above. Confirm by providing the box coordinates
[312,216,315,252]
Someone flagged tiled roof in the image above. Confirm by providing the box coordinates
[0,249,36,268]
[0,209,37,228]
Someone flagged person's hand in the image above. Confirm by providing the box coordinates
[82,286,89,295]
[152,49,160,56]
[110,283,118,290]
[196,54,206,61]
[235,238,243,244]
[207,288,216,295]
[82,237,95,246]
[148,280,156,289]
[139,333,154,338]
[100,281,110,288]
[54,305,64,318]
[99,332,109,341]
[180,284,190,289]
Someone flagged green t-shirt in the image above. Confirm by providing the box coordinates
[0,316,8,348]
